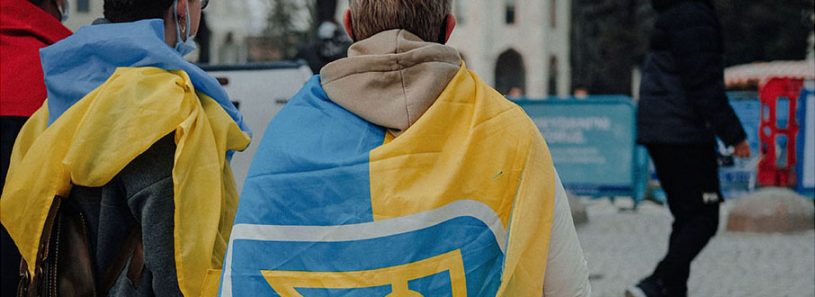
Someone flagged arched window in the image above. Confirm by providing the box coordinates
[495,49,526,96]
[505,0,516,24]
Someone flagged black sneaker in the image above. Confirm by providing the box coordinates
[625,277,667,297]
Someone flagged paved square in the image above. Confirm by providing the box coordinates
[576,199,815,297]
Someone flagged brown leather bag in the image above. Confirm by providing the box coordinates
[17,197,144,297]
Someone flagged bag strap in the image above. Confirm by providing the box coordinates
[17,198,145,297]
[98,227,143,294]
[17,197,62,297]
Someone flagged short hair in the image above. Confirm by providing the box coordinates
[104,0,174,23]
[348,0,452,42]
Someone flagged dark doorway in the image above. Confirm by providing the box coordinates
[495,49,526,96]
[548,56,559,96]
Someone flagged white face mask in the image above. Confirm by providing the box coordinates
[172,0,197,57]
[55,0,69,22]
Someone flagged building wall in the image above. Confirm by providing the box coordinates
[455,0,570,98]
[62,0,571,80]
[63,0,103,30]
[206,0,251,64]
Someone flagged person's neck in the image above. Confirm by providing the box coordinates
[162,11,178,47]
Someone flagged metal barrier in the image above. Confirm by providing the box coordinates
[514,90,815,202]
[797,80,815,198]
[516,97,648,203]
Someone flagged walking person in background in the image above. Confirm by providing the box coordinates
[0,0,71,295]
[0,0,250,295]
[218,31,241,64]
[630,0,751,296]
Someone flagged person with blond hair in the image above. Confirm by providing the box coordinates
[220,1,590,296]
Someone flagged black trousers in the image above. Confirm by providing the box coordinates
[1,116,27,297]
[646,143,721,296]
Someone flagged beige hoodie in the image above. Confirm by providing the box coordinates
[320,29,591,297]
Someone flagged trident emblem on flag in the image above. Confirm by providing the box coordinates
[262,250,467,296]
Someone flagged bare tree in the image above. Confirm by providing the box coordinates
[263,0,315,59]
[571,0,813,95]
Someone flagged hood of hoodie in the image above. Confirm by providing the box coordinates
[320,29,462,133]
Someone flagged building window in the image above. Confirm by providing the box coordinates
[455,0,465,24]
[505,0,516,24]
[77,0,90,12]
[548,56,559,96]
[550,0,557,28]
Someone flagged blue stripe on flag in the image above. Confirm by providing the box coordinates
[237,76,385,226]
[227,217,503,296]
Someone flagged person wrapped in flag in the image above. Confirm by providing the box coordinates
[222,1,590,296]
[0,0,250,296]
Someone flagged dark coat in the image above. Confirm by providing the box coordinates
[0,2,71,294]
[636,0,746,146]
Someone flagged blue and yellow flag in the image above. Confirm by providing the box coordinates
[2,19,251,297]
[222,65,557,296]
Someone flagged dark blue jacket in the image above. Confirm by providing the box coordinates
[636,0,746,146]
[70,134,182,296]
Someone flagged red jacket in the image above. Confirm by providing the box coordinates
[1,0,71,117]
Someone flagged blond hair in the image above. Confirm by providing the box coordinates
[348,0,453,42]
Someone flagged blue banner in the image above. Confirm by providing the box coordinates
[718,94,762,199]
[517,98,646,200]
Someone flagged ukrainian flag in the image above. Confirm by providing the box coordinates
[221,65,557,296]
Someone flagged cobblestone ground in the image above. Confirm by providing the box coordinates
[576,199,815,297]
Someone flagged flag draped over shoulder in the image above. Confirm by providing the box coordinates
[222,65,558,296]
[0,68,250,297]
[39,19,249,134]
[1,19,251,297]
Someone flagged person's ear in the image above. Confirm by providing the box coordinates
[343,9,355,42]
[443,14,457,43]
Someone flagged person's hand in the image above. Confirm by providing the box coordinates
[733,140,751,158]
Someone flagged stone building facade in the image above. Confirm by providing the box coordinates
[61,0,571,97]
[450,0,572,98]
